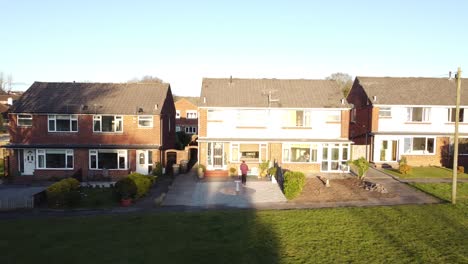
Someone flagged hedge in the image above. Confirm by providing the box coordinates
[46,178,81,207]
[283,171,306,200]
[127,173,154,199]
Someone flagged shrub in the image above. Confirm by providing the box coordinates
[46,178,81,207]
[197,164,206,172]
[259,160,270,177]
[399,156,408,166]
[229,167,237,176]
[127,172,152,198]
[114,177,137,200]
[457,166,464,174]
[348,157,370,180]
[283,171,306,200]
[152,162,163,177]
[267,167,277,176]
[399,164,412,175]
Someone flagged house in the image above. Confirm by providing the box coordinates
[0,93,21,121]
[198,78,352,177]
[7,82,175,181]
[174,96,199,135]
[347,76,468,168]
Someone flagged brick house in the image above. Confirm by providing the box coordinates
[198,78,352,177]
[347,76,468,168]
[174,96,199,135]
[7,82,175,181]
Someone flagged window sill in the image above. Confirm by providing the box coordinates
[93,132,124,134]
[89,168,128,171]
[207,120,223,123]
[48,131,79,133]
[236,126,267,129]
[445,122,468,125]
[379,116,392,119]
[36,168,74,170]
[282,161,320,164]
[404,122,432,125]
[325,121,341,124]
[137,126,154,129]
[281,126,312,130]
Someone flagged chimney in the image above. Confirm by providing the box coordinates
[7,97,13,105]
[449,71,452,79]
[229,75,232,84]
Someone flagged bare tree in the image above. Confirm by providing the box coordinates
[128,75,163,83]
[0,72,8,94]
[326,72,353,97]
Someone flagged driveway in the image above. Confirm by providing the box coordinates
[0,186,46,210]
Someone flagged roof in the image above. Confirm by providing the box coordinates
[10,82,171,115]
[200,78,348,108]
[174,96,200,106]
[356,77,468,105]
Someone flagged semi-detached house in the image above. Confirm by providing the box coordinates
[198,78,352,177]
[7,82,175,182]
[347,76,468,168]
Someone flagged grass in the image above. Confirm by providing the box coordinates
[1,189,467,263]
[78,187,118,208]
[410,182,468,202]
[0,158,4,177]
[384,166,468,179]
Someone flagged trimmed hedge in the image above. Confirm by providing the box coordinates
[127,173,154,199]
[283,171,306,200]
[46,178,81,207]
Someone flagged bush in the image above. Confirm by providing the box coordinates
[46,177,81,207]
[197,164,206,172]
[457,166,464,174]
[229,167,237,176]
[267,167,277,176]
[399,164,412,175]
[259,160,270,177]
[152,162,163,177]
[127,172,152,199]
[114,177,137,200]
[348,157,370,180]
[283,171,306,200]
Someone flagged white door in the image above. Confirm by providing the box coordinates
[213,143,224,169]
[379,140,398,162]
[136,150,152,175]
[23,149,35,175]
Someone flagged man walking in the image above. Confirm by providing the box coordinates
[240,160,249,186]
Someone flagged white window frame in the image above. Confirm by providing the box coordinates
[283,110,311,127]
[93,115,123,133]
[407,107,430,122]
[186,110,198,119]
[176,110,181,119]
[175,126,181,132]
[326,111,341,122]
[403,137,435,154]
[138,115,153,128]
[282,143,319,163]
[448,108,465,123]
[379,107,392,118]
[36,149,74,170]
[89,149,127,170]
[185,126,197,134]
[17,114,32,127]
[48,115,78,132]
[230,143,268,163]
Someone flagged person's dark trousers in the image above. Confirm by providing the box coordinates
[241,174,247,185]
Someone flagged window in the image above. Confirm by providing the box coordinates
[36,149,73,169]
[138,116,153,128]
[282,144,318,163]
[185,126,197,134]
[93,115,123,132]
[48,115,78,132]
[448,108,465,122]
[379,107,391,118]
[176,110,180,119]
[458,138,468,155]
[351,108,356,123]
[17,114,32,126]
[407,107,430,122]
[186,110,197,119]
[237,110,267,127]
[326,111,341,122]
[176,126,181,132]
[283,110,311,127]
[403,137,435,154]
[89,150,127,169]
[230,143,267,162]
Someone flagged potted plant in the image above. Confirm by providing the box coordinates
[114,177,137,206]
[197,164,206,179]
[229,167,237,177]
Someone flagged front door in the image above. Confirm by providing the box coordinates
[380,140,398,162]
[136,150,153,175]
[23,149,35,175]
[213,143,224,169]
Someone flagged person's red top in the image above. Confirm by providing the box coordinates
[240,163,249,174]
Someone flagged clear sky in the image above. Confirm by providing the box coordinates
[2,0,467,95]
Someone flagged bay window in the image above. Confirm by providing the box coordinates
[404,137,435,154]
[282,143,318,163]
[36,149,73,169]
[89,149,127,170]
[48,115,78,132]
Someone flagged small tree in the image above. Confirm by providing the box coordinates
[326,72,353,97]
[348,157,370,180]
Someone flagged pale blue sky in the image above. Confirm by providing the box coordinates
[2,0,467,95]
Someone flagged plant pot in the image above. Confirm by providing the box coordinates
[120,198,132,207]
[197,167,204,179]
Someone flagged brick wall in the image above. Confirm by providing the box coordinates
[175,99,198,130]
[341,110,350,138]
[198,108,207,137]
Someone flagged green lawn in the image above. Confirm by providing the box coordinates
[78,187,118,208]
[1,190,467,263]
[384,166,468,179]
[410,182,468,202]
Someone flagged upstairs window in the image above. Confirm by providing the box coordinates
[283,110,311,127]
[176,110,180,119]
[407,107,430,122]
[93,115,123,133]
[350,108,356,123]
[379,107,391,118]
[326,111,341,122]
[448,108,465,122]
[17,114,32,127]
[186,110,198,119]
[138,116,153,128]
[237,110,267,127]
[48,115,78,132]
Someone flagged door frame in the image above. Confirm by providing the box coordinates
[136,150,153,175]
[18,149,35,175]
